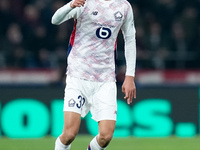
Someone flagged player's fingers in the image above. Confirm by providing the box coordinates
[127,94,132,104]
[124,90,129,101]
[122,86,125,94]
[126,90,134,104]
[127,98,132,105]
[72,0,85,7]
[133,89,136,99]
[78,0,86,6]
[129,91,133,103]
[75,3,82,7]
[124,92,128,99]
[124,89,131,98]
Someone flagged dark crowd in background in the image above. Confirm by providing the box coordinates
[0,0,200,75]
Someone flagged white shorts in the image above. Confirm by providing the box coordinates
[63,76,117,122]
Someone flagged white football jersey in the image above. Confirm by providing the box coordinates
[52,0,136,82]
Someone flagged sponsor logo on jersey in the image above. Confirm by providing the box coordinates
[68,99,76,107]
[114,11,123,21]
[94,22,116,28]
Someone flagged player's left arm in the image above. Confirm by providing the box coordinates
[121,4,137,105]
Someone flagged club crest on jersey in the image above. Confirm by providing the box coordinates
[68,99,76,107]
[114,11,123,21]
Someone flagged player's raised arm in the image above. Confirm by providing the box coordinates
[51,0,85,25]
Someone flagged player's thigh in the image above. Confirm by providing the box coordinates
[98,120,116,138]
[91,82,117,121]
[62,111,81,135]
[64,76,90,117]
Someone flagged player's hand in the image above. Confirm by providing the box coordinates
[70,0,86,8]
[122,76,136,105]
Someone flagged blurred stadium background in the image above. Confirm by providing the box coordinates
[0,0,200,149]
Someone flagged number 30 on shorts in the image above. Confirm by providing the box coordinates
[96,27,111,39]
[76,95,85,109]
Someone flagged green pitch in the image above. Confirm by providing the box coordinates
[0,135,199,150]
